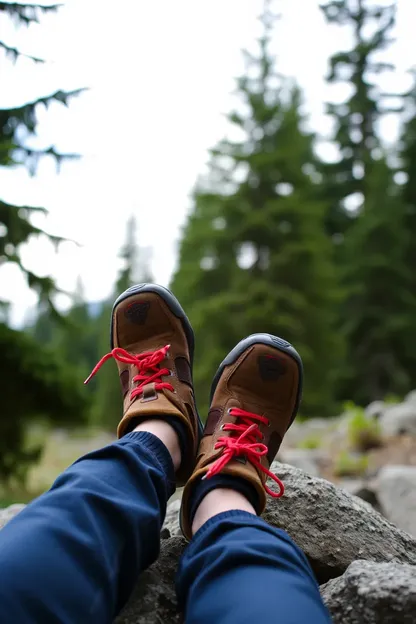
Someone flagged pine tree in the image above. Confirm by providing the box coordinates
[341,156,416,402]
[50,278,100,382]
[400,74,416,268]
[320,0,398,237]
[318,1,416,402]
[398,73,416,383]
[0,2,86,483]
[91,217,154,429]
[172,6,343,418]
[0,2,83,307]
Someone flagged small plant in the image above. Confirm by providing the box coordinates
[383,394,401,405]
[333,451,369,478]
[298,436,322,450]
[347,405,382,452]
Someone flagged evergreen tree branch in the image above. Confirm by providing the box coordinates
[0,2,61,26]
[0,39,44,62]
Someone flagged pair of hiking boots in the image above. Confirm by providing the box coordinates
[85,284,303,539]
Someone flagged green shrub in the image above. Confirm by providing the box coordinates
[0,324,90,487]
[298,435,322,450]
[383,394,401,405]
[346,404,382,452]
[334,451,369,478]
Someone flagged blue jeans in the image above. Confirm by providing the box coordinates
[0,432,331,623]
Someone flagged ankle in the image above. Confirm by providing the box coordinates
[192,487,256,535]
[134,419,182,472]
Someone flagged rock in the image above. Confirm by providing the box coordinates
[405,389,416,405]
[115,537,186,624]
[143,465,416,584]
[365,400,385,420]
[282,418,331,448]
[321,560,416,623]
[380,403,416,436]
[335,479,380,512]
[3,464,416,622]
[278,448,321,476]
[0,504,25,529]
[376,466,416,537]
[264,463,416,583]
[162,498,181,537]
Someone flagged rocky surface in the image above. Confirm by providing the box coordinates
[263,463,416,583]
[335,478,381,511]
[380,402,416,436]
[365,400,386,419]
[283,417,332,447]
[321,560,416,623]
[405,389,416,405]
[376,465,416,537]
[1,463,416,622]
[2,392,416,623]
[162,498,181,537]
[115,536,185,624]
[278,448,322,476]
[123,463,416,586]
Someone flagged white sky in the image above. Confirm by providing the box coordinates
[0,0,414,325]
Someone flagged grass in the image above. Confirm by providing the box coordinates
[297,435,322,450]
[383,394,401,405]
[0,426,115,507]
[333,450,369,478]
[345,403,382,452]
[0,489,39,507]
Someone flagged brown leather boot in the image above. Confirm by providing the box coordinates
[85,283,202,486]
[180,333,303,539]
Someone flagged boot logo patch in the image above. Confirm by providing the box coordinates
[125,302,150,325]
[258,355,287,381]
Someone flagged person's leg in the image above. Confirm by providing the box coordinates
[177,489,331,624]
[0,283,201,623]
[179,334,330,623]
[0,421,178,624]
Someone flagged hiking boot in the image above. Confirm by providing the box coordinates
[85,283,202,485]
[180,333,303,538]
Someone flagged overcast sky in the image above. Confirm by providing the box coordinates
[0,0,414,325]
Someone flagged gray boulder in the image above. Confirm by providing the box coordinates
[162,498,181,537]
[335,479,380,512]
[405,389,416,405]
[380,403,416,436]
[264,463,416,582]
[282,418,331,447]
[321,560,416,623]
[278,448,321,476]
[376,465,416,537]
[115,536,185,624]
[155,464,416,584]
[139,463,416,584]
[365,400,386,420]
[3,461,416,622]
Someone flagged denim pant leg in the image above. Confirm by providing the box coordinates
[0,431,174,623]
[177,510,332,624]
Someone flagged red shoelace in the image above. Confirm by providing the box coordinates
[204,407,285,498]
[84,344,174,400]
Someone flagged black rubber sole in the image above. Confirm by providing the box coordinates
[111,283,203,437]
[210,333,304,429]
